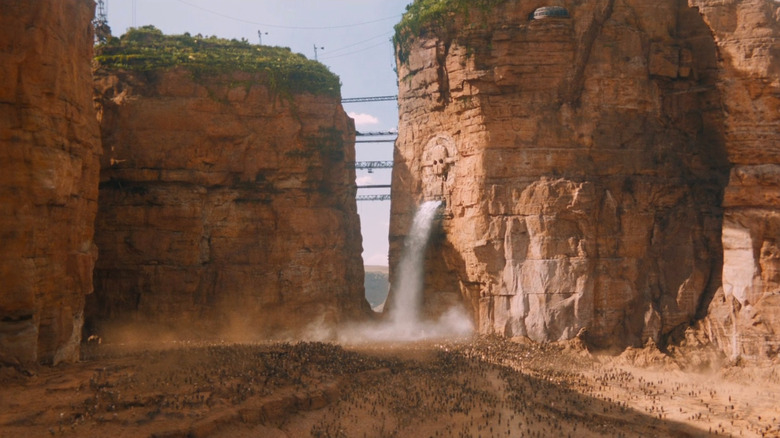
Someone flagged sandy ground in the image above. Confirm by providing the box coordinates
[1,336,779,438]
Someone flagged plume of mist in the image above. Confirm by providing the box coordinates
[337,201,474,344]
[337,305,473,344]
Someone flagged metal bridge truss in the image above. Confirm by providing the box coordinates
[355,184,392,202]
[356,131,397,136]
[353,161,393,171]
[355,139,396,144]
[342,95,398,103]
[356,184,391,189]
[355,132,397,144]
[356,194,391,202]
[354,161,392,201]
[348,100,398,201]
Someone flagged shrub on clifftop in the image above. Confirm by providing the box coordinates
[95,26,341,98]
[393,0,508,63]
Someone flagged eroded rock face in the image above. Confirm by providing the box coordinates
[391,0,732,349]
[89,68,368,338]
[0,0,101,365]
[692,0,780,360]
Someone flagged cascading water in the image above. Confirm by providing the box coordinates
[388,200,442,327]
[336,200,472,343]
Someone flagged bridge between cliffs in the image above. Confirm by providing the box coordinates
[344,95,397,202]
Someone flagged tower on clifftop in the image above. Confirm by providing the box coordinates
[94,0,111,44]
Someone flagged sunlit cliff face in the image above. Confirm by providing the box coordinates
[0,0,101,366]
[390,0,779,353]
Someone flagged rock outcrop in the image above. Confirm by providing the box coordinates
[692,0,780,360]
[0,0,101,365]
[88,31,367,339]
[391,0,734,349]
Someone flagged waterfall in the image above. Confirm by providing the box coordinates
[336,199,472,343]
[389,200,442,326]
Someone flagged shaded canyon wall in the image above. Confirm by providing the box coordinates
[0,0,101,365]
[693,0,780,360]
[390,0,779,353]
[89,66,368,339]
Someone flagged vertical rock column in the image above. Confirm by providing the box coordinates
[90,62,367,339]
[692,0,780,360]
[392,0,729,348]
[0,0,101,365]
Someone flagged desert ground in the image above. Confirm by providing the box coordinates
[1,335,779,438]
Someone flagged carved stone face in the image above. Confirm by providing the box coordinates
[421,134,458,201]
[430,144,449,178]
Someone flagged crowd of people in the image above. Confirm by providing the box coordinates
[1,337,778,437]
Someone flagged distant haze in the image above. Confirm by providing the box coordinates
[363,265,389,309]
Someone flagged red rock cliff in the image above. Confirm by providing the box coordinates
[692,0,780,360]
[0,0,101,365]
[89,36,367,339]
[391,0,732,349]
[393,0,780,357]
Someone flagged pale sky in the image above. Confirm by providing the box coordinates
[106,0,412,266]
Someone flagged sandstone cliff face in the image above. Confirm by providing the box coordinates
[89,66,367,338]
[692,0,780,360]
[0,0,100,365]
[392,0,733,349]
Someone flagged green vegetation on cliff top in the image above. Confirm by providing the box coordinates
[393,0,508,49]
[95,26,341,98]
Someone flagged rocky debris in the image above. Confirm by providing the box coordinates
[666,322,727,372]
[616,338,680,370]
[0,342,395,437]
[88,39,368,338]
[0,0,101,365]
[691,0,780,362]
[3,339,777,437]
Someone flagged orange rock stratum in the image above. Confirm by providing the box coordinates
[390,0,779,360]
[0,0,101,365]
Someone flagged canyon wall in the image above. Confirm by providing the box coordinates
[693,0,780,360]
[0,0,100,365]
[89,37,368,339]
[391,0,735,350]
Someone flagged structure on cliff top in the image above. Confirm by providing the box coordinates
[391,0,780,360]
[87,27,368,340]
[531,6,570,19]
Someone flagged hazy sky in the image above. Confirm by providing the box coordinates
[106,0,412,266]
